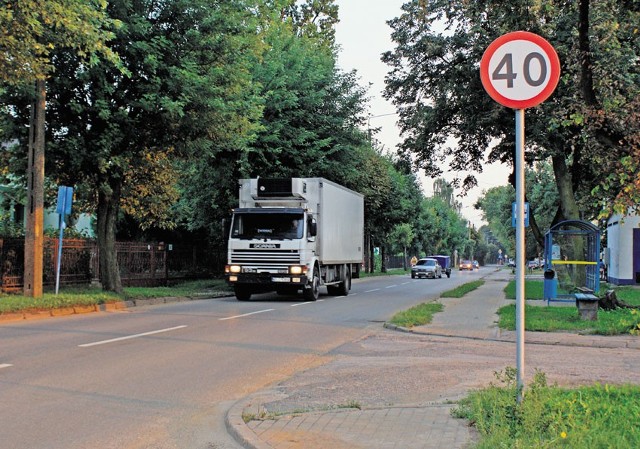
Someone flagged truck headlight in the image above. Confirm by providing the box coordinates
[289,265,306,275]
[227,265,241,274]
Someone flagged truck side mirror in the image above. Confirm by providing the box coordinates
[222,217,230,241]
[308,220,317,237]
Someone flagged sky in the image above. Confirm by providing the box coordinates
[333,0,511,228]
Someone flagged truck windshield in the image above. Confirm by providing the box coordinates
[231,213,304,240]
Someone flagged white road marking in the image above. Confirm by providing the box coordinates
[79,325,188,347]
[291,300,324,307]
[365,288,380,293]
[219,309,275,321]
[0,364,13,369]
[385,285,397,289]
[401,282,411,285]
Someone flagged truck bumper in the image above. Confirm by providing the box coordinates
[226,273,310,287]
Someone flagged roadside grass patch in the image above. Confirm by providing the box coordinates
[361,268,406,278]
[453,368,640,449]
[497,304,640,335]
[389,302,443,328]
[501,281,640,335]
[0,279,231,314]
[0,289,122,314]
[504,279,544,300]
[124,279,230,299]
[441,280,484,298]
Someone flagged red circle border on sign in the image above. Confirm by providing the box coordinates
[480,31,560,109]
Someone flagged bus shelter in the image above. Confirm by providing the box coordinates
[543,220,600,302]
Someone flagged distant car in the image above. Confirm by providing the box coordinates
[459,260,473,270]
[411,258,442,279]
[472,260,479,269]
[527,260,540,270]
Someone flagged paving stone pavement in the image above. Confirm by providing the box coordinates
[226,268,640,449]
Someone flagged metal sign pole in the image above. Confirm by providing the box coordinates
[55,212,65,295]
[55,186,73,295]
[515,108,526,402]
[481,30,560,405]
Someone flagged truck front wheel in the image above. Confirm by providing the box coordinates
[234,285,252,301]
[303,267,320,301]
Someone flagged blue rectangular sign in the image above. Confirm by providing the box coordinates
[512,201,529,227]
[56,186,73,215]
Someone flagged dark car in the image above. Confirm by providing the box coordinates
[459,260,473,270]
[472,260,479,269]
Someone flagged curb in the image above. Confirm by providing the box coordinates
[0,292,234,324]
[226,396,275,449]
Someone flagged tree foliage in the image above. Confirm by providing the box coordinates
[0,0,121,83]
[0,0,479,283]
[383,0,639,229]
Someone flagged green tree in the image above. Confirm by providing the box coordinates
[383,0,639,238]
[3,0,264,292]
[0,0,120,84]
[176,0,369,244]
[476,186,515,257]
[415,195,467,260]
[0,0,121,297]
[389,223,414,270]
[475,163,559,260]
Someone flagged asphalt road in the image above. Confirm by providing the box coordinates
[0,268,485,449]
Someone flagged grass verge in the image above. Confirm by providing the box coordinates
[360,268,407,278]
[0,279,231,314]
[389,302,444,328]
[453,367,640,449]
[500,281,640,335]
[389,280,487,328]
[441,280,484,298]
[497,303,640,335]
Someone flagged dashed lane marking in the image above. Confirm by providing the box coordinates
[79,325,188,347]
[219,309,275,321]
[291,300,325,307]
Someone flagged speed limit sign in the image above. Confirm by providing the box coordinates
[480,31,560,109]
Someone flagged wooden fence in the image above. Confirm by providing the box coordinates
[0,238,225,292]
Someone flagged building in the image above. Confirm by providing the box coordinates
[606,213,640,285]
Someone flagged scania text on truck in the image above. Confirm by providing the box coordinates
[225,178,364,301]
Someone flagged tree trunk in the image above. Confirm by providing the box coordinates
[97,179,123,293]
[578,0,597,107]
[599,290,640,311]
[551,154,580,222]
[381,244,387,273]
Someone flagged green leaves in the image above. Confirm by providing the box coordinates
[384,0,640,224]
[0,0,122,84]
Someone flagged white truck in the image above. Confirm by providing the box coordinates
[225,178,364,301]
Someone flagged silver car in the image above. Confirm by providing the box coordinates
[411,258,442,279]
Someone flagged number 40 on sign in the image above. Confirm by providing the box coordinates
[480,31,560,110]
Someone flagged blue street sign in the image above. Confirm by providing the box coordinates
[56,186,73,215]
[512,201,529,227]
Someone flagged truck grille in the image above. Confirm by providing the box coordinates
[231,249,301,268]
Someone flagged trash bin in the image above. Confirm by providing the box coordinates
[543,269,557,301]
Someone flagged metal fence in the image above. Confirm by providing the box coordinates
[0,238,225,292]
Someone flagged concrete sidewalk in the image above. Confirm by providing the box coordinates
[226,268,640,449]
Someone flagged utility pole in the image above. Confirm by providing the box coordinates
[24,79,45,298]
